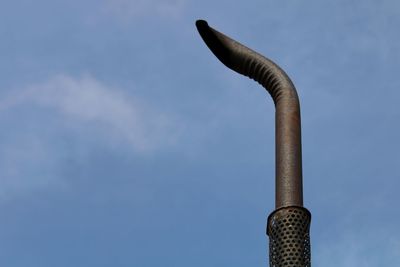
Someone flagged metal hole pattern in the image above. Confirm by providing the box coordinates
[267,207,311,267]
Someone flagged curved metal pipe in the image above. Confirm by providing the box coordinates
[196,20,303,209]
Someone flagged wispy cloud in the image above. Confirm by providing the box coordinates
[0,74,181,199]
[1,74,179,152]
[100,0,186,21]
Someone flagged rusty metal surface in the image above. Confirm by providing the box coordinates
[267,206,311,267]
[196,20,312,266]
[196,20,303,209]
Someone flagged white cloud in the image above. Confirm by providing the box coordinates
[1,74,179,152]
[101,0,186,21]
[0,74,181,200]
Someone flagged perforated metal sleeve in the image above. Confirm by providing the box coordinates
[267,207,311,267]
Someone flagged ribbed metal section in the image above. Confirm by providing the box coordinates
[195,20,303,208]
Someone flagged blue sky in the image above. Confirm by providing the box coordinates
[1,0,400,266]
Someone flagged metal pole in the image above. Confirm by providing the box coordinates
[196,20,311,267]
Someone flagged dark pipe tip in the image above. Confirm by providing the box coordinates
[195,19,232,68]
[195,19,212,43]
[195,19,209,31]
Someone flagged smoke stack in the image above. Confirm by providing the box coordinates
[196,20,311,267]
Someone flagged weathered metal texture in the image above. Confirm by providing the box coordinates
[196,20,312,267]
[196,20,302,209]
[267,207,311,267]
